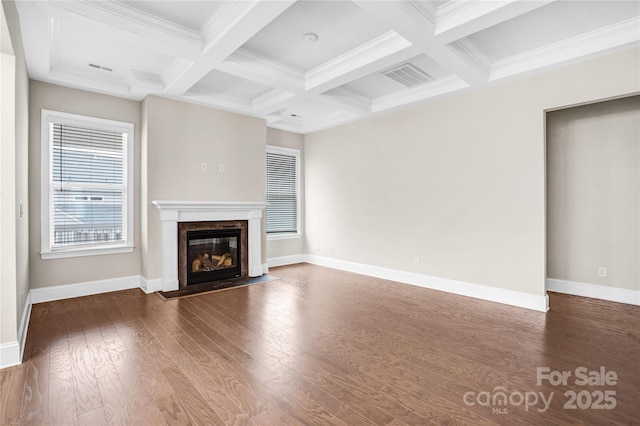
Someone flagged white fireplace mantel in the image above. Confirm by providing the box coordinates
[152,200,267,291]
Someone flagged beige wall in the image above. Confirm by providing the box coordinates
[304,48,640,297]
[28,81,141,288]
[1,0,29,347]
[265,128,305,261]
[141,96,266,280]
[547,96,639,290]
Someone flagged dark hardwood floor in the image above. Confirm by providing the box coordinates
[1,263,638,425]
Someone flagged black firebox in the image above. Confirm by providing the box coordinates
[186,228,241,285]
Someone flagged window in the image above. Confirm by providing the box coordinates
[41,110,134,259]
[266,145,301,239]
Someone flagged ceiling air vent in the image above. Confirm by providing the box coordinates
[88,63,113,72]
[382,63,432,88]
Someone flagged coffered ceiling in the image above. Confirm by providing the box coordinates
[15,1,640,134]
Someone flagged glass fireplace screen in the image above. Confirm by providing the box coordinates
[187,229,241,284]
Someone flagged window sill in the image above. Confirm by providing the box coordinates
[267,233,302,241]
[41,245,134,260]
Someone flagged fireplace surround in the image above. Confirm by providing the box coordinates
[152,201,267,292]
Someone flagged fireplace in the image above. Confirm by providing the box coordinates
[187,229,241,284]
[178,220,248,288]
[152,201,267,292]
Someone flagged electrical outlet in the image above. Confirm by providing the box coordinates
[597,267,607,278]
[413,257,420,267]
[219,165,225,173]
[201,163,207,172]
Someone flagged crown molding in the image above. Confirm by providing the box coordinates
[199,1,255,50]
[251,89,298,114]
[302,110,359,134]
[352,1,489,87]
[222,49,305,93]
[373,75,469,112]
[180,90,254,116]
[268,119,304,134]
[402,0,437,34]
[198,1,295,57]
[449,40,490,75]
[161,58,194,86]
[491,16,640,81]
[49,63,133,98]
[128,70,165,93]
[435,1,556,44]
[306,30,413,92]
[48,0,202,53]
[318,87,373,115]
[268,109,358,134]
[437,0,504,27]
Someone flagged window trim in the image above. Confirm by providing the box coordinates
[40,109,134,259]
[266,145,302,241]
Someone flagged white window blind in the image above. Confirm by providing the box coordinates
[41,110,134,258]
[51,123,126,247]
[266,148,299,234]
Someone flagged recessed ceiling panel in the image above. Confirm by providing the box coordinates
[190,69,272,100]
[55,19,175,81]
[120,1,222,31]
[458,1,640,63]
[340,54,453,99]
[241,0,393,71]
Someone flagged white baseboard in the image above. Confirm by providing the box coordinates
[304,254,549,312]
[0,341,21,369]
[0,293,32,369]
[140,277,163,294]
[268,254,305,268]
[18,292,31,362]
[546,278,640,306]
[30,275,142,304]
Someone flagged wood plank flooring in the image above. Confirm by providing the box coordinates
[1,263,639,425]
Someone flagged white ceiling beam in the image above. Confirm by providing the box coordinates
[254,44,423,116]
[305,31,413,92]
[353,0,489,86]
[216,49,305,93]
[435,0,556,44]
[163,0,296,96]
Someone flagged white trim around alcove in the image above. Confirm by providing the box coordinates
[152,201,268,292]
